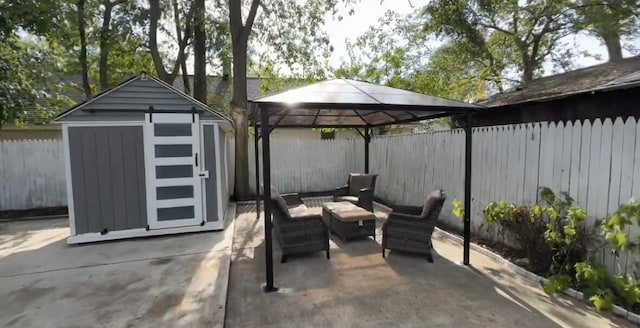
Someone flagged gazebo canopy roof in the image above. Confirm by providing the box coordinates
[250,79,483,128]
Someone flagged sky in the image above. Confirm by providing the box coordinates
[322,0,636,75]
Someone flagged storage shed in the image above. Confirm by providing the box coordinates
[55,73,232,244]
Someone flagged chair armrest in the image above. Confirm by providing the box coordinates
[384,212,433,231]
[357,188,374,211]
[387,212,422,221]
[281,193,304,207]
[333,185,349,198]
[391,205,422,216]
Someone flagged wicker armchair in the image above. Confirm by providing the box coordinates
[381,190,446,262]
[333,173,378,211]
[271,188,330,263]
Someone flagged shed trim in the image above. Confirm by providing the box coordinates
[199,122,208,224]
[214,122,223,223]
[67,222,222,244]
[62,125,76,236]
[62,121,145,127]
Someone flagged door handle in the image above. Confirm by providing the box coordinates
[195,153,198,167]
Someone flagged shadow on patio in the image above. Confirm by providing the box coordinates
[226,201,629,328]
[0,211,235,328]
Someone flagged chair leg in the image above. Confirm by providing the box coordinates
[326,250,331,260]
[426,252,434,263]
[382,248,386,258]
[281,255,288,263]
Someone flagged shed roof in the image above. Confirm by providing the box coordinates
[479,56,640,107]
[251,79,482,128]
[55,74,229,122]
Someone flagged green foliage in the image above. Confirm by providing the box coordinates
[482,196,554,273]
[421,0,577,84]
[452,199,464,219]
[574,0,640,58]
[541,200,640,312]
[333,11,490,104]
[542,274,572,295]
[0,36,74,126]
[482,188,596,275]
[590,291,615,311]
[601,200,640,253]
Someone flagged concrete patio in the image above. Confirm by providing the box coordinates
[0,199,632,327]
[226,200,630,328]
[0,207,236,328]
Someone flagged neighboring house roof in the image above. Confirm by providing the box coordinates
[55,73,229,122]
[478,55,640,107]
[173,76,282,101]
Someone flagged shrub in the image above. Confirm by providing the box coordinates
[543,200,640,312]
[483,200,551,273]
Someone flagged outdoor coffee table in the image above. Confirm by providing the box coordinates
[322,201,376,241]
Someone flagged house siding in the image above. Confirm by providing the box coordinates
[59,77,226,122]
[68,126,147,234]
[203,125,219,222]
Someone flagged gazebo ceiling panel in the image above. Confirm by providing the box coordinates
[251,79,482,128]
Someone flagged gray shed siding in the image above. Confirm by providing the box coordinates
[69,126,147,234]
[59,77,226,122]
[204,125,219,222]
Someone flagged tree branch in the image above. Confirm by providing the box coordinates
[243,0,261,40]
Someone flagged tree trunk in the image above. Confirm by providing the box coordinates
[149,0,169,82]
[229,0,260,200]
[181,57,191,95]
[222,52,231,81]
[522,64,534,84]
[603,32,623,62]
[99,0,113,91]
[193,0,206,103]
[174,0,191,95]
[77,0,91,99]
[231,42,250,200]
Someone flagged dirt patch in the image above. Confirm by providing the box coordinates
[8,286,56,305]
[144,292,183,318]
[149,257,174,266]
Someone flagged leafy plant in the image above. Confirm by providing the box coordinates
[537,187,595,277]
[542,274,572,295]
[543,200,640,312]
[452,199,464,219]
[482,198,552,273]
[601,200,640,254]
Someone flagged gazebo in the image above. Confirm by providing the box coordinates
[249,79,483,292]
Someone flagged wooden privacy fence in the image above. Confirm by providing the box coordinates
[371,117,640,274]
[249,137,364,194]
[0,139,66,211]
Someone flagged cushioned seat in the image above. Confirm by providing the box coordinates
[334,195,359,203]
[333,173,377,211]
[270,188,330,263]
[381,190,446,262]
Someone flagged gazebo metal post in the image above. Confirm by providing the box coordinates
[463,113,473,265]
[261,107,277,292]
[364,127,371,173]
[254,119,261,220]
